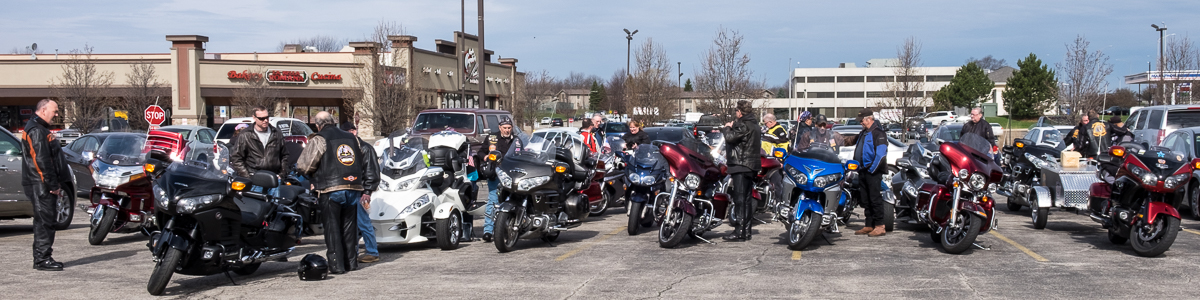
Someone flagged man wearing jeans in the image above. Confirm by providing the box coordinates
[342,122,380,263]
[475,119,515,242]
[297,112,366,274]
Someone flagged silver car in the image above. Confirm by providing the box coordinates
[0,127,78,229]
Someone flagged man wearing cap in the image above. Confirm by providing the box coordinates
[341,122,381,263]
[720,100,762,241]
[475,119,515,242]
[853,108,889,237]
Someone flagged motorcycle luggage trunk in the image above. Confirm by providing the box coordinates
[917,183,952,223]
[712,193,730,219]
[262,212,301,248]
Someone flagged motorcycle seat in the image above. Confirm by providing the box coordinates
[234,196,271,226]
[277,185,306,206]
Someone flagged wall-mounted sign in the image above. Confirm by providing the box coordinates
[311,72,342,81]
[463,48,479,84]
[227,70,263,81]
[265,70,308,84]
[19,109,32,115]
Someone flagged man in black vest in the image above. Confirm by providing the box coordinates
[297,111,366,274]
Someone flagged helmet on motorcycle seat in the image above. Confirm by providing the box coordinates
[298,254,328,281]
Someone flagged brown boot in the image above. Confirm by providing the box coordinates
[868,226,887,237]
[855,226,874,235]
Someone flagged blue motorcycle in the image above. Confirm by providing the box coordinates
[618,144,671,235]
[773,143,859,250]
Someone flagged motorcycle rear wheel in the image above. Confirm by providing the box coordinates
[658,209,692,248]
[147,247,183,295]
[88,206,117,245]
[787,211,821,250]
[940,213,982,254]
[882,202,895,232]
[1032,207,1048,230]
[494,211,519,253]
[1131,215,1180,257]
[1006,197,1022,212]
[628,201,645,236]
[436,210,462,250]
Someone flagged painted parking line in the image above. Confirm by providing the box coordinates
[1182,228,1200,236]
[555,226,627,261]
[988,231,1049,262]
[791,251,801,260]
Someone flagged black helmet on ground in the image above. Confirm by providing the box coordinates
[298,254,329,281]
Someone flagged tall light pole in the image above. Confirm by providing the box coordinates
[624,28,638,78]
[1153,23,1167,105]
[478,0,486,109]
[677,61,683,116]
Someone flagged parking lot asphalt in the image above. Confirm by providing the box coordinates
[2,190,1198,299]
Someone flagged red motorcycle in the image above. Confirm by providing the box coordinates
[1089,145,1191,257]
[86,133,155,245]
[656,138,730,248]
[916,133,1002,254]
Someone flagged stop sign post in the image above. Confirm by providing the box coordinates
[145,105,166,127]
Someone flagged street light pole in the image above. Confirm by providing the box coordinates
[1153,23,1167,105]
[677,61,683,116]
[624,29,638,78]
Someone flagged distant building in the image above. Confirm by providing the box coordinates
[758,60,959,121]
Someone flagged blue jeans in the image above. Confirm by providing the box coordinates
[354,191,377,256]
[484,178,500,234]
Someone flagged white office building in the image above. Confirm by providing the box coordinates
[762,59,960,120]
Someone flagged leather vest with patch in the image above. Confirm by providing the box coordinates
[314,126,364,191]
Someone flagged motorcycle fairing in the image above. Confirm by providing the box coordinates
[1143,201,1181,225]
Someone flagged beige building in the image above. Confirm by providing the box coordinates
[0,32,523,136]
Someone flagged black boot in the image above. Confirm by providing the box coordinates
[723,210,746,241]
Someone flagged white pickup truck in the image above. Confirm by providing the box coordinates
[923,111,970,125]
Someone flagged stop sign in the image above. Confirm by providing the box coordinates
[144,105,166,126]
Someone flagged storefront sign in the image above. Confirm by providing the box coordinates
[227,70,263,81]
[19,109,32,115]
[311,72,342,81]
[265,70,308,84]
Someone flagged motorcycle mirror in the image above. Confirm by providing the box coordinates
[897,158,911,168]
[424,167,445,179]
[935,138,944,144]
[772,147,787,159]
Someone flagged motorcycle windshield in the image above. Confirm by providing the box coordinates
[794,130,841,163]
[633,144,664,170]
[97,134,148,166]
[700,131,726,163]
[959,133,993,158]
[507,131,582,165]
[156,143,232,200]
[380,136,427,179]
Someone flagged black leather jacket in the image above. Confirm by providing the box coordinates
[721,114,762,174]
[230,125,290,178]
[358,138,380,195]
[21,115,70,191]
[622,130,648,149]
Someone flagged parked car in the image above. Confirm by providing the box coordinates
[541,117,552,125]
[407,109,522,155]
[924,111,969,125]
[600,122,629,150]
[886,123,905,140]
[551,118,564,127]
[1102,106,1131,116]
[214,117,313,146]
[1159,127,1200,219]
[836,132,907,176]
[62,132,132,199]
[155,125,218,161]
[56,128,83,146]
[990,123,1004,138]
[1,126,78,229]
[1124,105,1200,146]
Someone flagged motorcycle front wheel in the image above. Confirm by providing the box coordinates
[1131,215,1180,257]
[658,208,691,248]
[494,211,519,253]
[628,201,645,235]
[787,211,821,250]
[88,206,117,245]
[435,210,462,250]
[147,247,183,295]
[940,212,982,254]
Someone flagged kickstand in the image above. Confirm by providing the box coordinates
[223,269,239,285]
[753,217,769,225]
[972,243,991,250]
[820,234,835,245]
[693,234,716,244]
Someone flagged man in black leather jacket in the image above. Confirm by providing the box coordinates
[297,112,366,274]
[474,119,515,242]
[21,99,69,271]
[720,100,762,241]
[341,122,381,263]
[230,106,290,183]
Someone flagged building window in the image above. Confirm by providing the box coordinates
[866,91,882,98]
[867,76,894,82]
[686,99,692,103]
[836,76,865,82]
[836,92,864,98]
[926,75,954,82]
[808,92,835,98]
[795,92,805,98]
[896,75,924,82]
[807,76,835,83]
[794,77,804,83]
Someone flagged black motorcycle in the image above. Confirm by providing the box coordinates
[891,137,937,227]
[144,145,316,295]
[488,131,593,252]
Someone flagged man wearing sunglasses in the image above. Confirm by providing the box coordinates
[230,106,290,191]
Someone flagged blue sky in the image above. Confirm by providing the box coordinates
[4,0,1199,89]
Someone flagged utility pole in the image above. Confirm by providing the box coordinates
[1153,23,1167,105]
[677,62,682,116]
[478,0,486,109]
[459,0,464,109]
[624,29,638,78]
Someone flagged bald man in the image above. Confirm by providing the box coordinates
[297,111,366,274]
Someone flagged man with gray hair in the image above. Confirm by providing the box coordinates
[761,113,789,153]
[959,107,996,146]
[297,111,366,274]
[22,99,69,271]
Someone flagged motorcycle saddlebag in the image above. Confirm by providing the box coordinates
[712,193,730,219]
[1088,182,1111,214]
[263,212,302,248]
[565,194,589,220]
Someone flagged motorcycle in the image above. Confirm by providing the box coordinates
[369,131,482,250]
[619,144,671,235]
[590,151,627,216]
[1088,144,1192,257]
[998,138,1063,229]
[772,141,857,250]
[915,133,1002,254]
[656,137,730,248]
[84,133,156,245]
[144,143,317,295]
[892,137,937,227]
[488,130,594,252]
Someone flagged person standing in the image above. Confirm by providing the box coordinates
[1065,113,1103,159]
[297,112,366,274]
[22,99,68,271]
[474,119,515,242]
[959,107,996,146]
[720,100,762,241]
[790,111,813,151]
[621,120,648,150]
[341,122,381,264]
[853,108,889,237]
[761,114,790,153]
[1106,115,1131,147]
[230,106,290,194]
[580,119,599,154]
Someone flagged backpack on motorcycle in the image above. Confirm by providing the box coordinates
[298,254,329,281]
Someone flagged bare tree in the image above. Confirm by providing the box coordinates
[512,70,561,126]
[1056,35,1113,120]
[118,59,169,130]
[606,70,627,114]
[344,21,419,136]
[879,37,926,118]
[276,35,346,52]
[967,55,1009,71]
[694,27,760,122]
[231,66,284,117]
[10,46,44,55]
[561,72,602,90]
[51,45,114,133]
[1165,35,1199,104]
[627,38,679,123]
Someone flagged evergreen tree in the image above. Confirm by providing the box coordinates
[683,78,693,92]
[1003,53,1058,119]
[932,62,994,110]
[588,81,605,112]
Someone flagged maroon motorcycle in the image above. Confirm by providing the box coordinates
[916,133,1002,254]
[86,133,155,245]
[656,138,730,248]
[1089,145,1191,257]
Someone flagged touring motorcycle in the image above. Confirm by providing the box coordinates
[85,133,156,245]
[620,144,671,235]
[1089,144,1192,257]
[656,136,730,248]
[916,133,1002,254]
[488,130,594,252]
[144,144,316,295]
[772,141,857,250]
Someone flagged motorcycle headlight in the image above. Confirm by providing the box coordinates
[1130,165,1157,186]
[393,177,423,192]
[378,180,392,192]
[399,194,433,215]
[684,173,701,190]
[628,173,641,184]
[785,166,806,185]
[1164,173,1189,190]
[1024,153,1060,171]
[518,176,550,191]
[969,173,987,191]
[958,169,969,180]
[176,194,221,214]
[152,184,169,209]
[902,181,918,198]
[814,173,841,188]
[497,170,513,188]
[639,174,656,185]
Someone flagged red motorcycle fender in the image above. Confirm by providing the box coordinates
[712,193,730,219]
[585,182,604,203]
[674,197,698,216]
[1089,182,1111,199]
[1144,202,1181,225]
[959,201,991,232]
